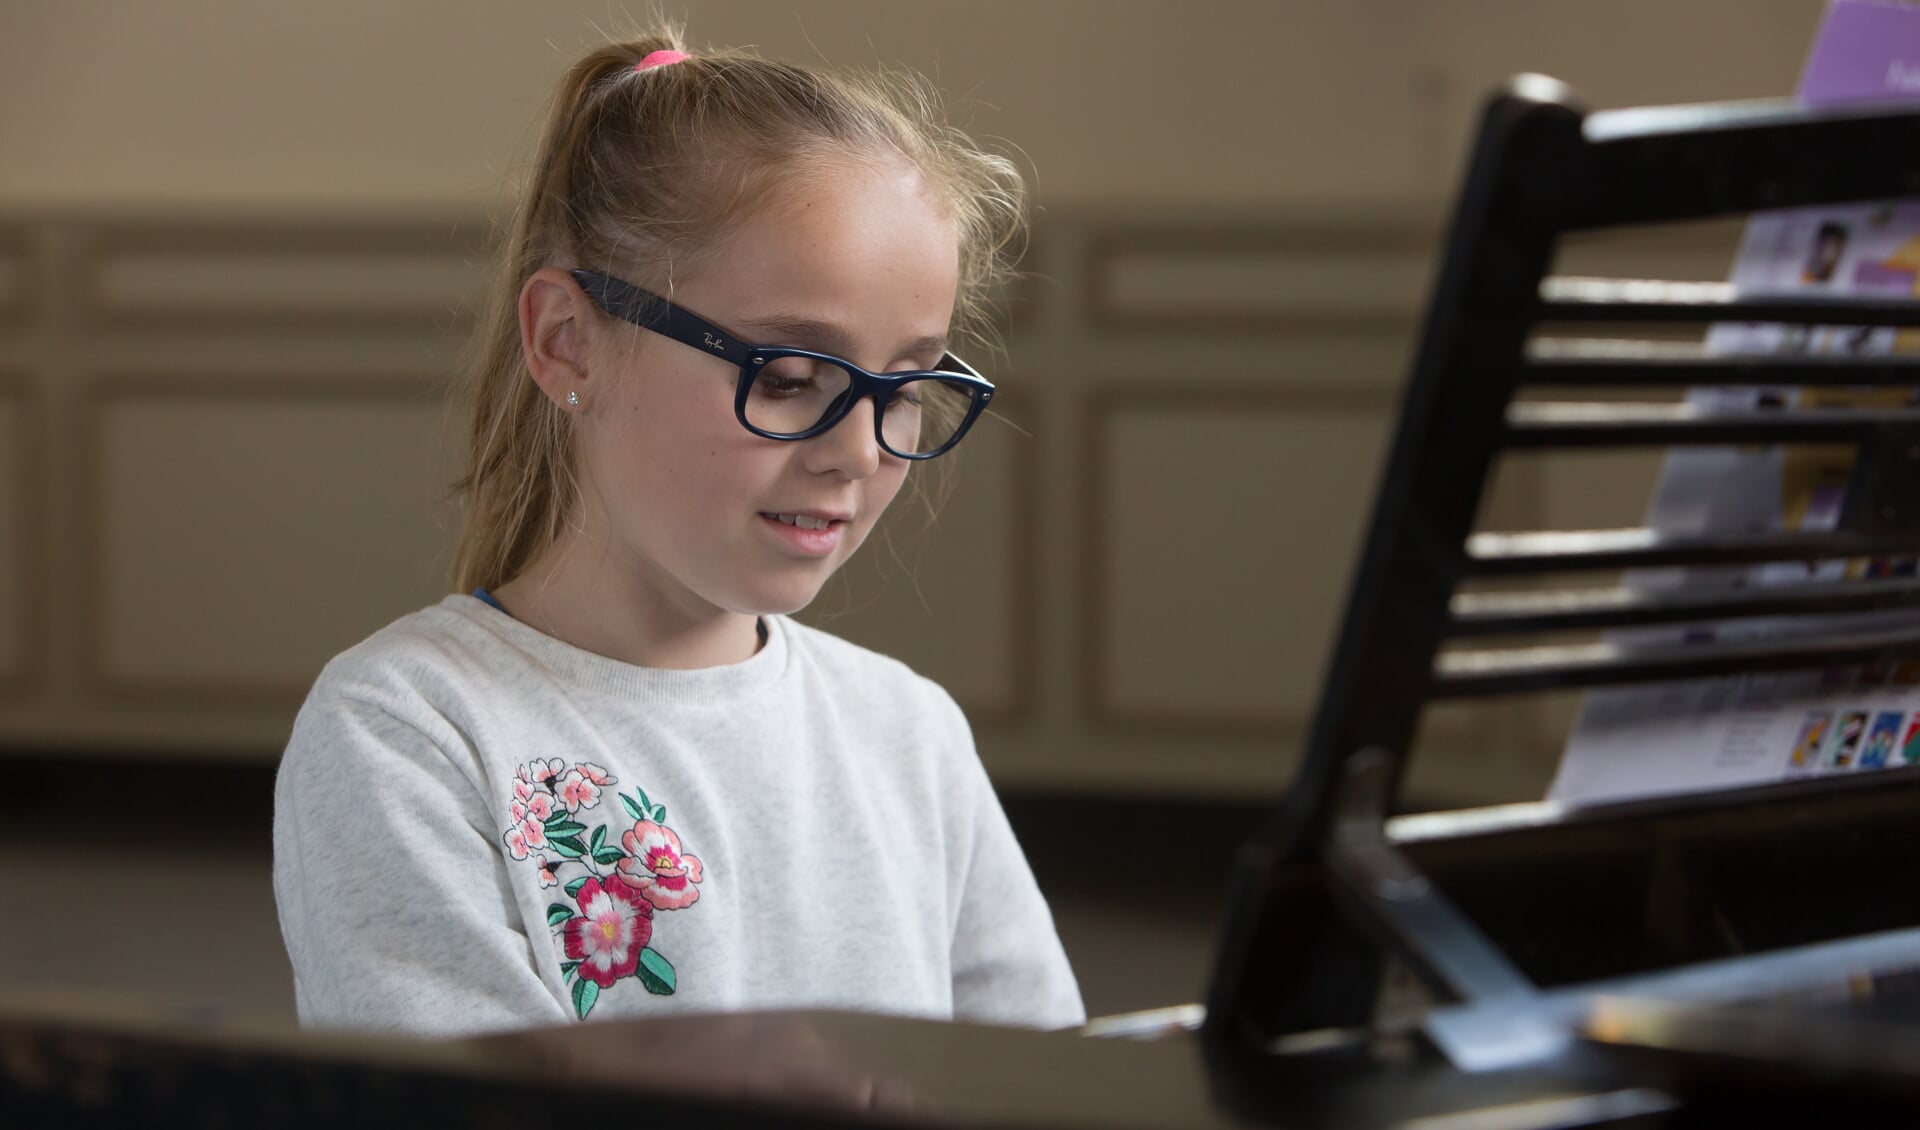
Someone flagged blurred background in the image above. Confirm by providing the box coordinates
[0,0,1833,1026]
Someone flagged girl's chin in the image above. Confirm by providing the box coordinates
[712,536,867,618]
[730,579,836,619]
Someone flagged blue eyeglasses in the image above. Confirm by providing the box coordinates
[569,268,994,460]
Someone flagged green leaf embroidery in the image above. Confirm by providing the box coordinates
[620,793,644,822]
[544,818,587,838]
[545,904,572,928]
[572,976,599,1020]
[547,835,588,859]
[589,825,607,854]
[634,788,654,816]
[591,847,625,866]
[652,805,667,824]
[564,877,589,898]
[637,947,677,996]
[559,961,579,982]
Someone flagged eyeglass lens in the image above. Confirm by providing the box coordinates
[746,356,976,455]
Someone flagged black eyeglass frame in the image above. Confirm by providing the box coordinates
[568,268,994,460]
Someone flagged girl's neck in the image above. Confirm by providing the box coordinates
[490,535,761,671]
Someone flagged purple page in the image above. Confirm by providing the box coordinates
[1798,0,1920,103]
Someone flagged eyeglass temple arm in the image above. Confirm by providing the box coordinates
[568,269,754,367]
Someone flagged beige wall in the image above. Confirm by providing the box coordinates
[0,1,1830,800]
[0,1,1827,210]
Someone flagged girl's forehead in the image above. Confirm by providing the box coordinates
[688,160,960,325]
[743,160,952,262]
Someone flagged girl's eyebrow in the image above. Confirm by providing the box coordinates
[732,312,948,360]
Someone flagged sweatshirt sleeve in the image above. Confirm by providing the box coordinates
[943,704,1087,1030]
[273,681,569,1035]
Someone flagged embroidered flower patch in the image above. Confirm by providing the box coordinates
[505,761,703,1019]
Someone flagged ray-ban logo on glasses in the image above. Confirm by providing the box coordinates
[703,333,725,351]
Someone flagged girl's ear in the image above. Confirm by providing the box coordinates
[519,267,594,410]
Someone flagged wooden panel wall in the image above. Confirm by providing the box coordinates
[0,209,1739,802]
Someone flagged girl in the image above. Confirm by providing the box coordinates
[272,28,1084,1035]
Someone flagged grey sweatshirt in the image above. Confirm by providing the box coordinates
[273,595,1084,1035]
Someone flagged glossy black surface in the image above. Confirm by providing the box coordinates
[0,998,1671,1129]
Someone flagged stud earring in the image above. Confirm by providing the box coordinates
[566,390,580,406]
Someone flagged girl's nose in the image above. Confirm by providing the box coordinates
[802,395,885,479]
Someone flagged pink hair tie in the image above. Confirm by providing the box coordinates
[634,50,691,71]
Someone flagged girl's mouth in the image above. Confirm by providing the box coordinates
[760,512,846,556]
[767,512,834,531]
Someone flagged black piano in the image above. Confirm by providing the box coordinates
[10,77,1920,1128]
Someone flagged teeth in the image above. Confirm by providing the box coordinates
[772,513,833,530]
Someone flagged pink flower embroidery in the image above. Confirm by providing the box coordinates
[556,769,602,813]
[535,855,559,888]
[563,877,653,988]
[579,762,613,785]
[524,792,554,821]
[520,817,548,853]
[529,758,565,786]
[504,824,531,861]
[616,820,704,911]
[513,773,535,803]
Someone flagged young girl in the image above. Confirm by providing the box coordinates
[272,28,1083,1035]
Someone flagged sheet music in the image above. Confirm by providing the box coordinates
[1547,1,1920,805]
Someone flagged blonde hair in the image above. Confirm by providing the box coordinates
[451,25,1027,592]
